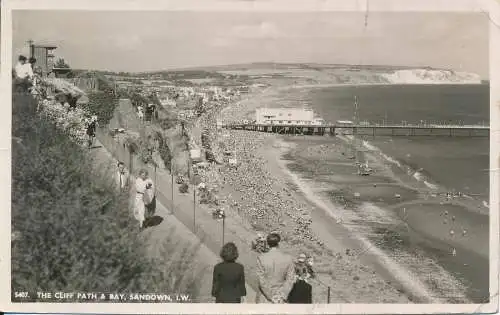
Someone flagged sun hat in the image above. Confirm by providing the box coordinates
[297,253,307,263]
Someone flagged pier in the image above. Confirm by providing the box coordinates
[221,123,490,137]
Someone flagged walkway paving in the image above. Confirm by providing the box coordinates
[89,137,257,303]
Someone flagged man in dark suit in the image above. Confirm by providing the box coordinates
[115,161,129,192]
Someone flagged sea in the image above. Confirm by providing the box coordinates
[282,83,490,302]
[309,84,490,203]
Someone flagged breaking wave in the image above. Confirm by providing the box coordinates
[342,135,442,192]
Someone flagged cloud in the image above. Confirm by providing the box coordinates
[230,21,283,39]
[209,21,283,48]
[211,37,233,47]
[106,34,143,51]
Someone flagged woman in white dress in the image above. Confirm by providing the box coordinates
[134,169,154,229]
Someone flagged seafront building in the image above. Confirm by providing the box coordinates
[255,107,322,125]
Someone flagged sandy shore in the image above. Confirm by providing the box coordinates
[213,130,410,303]
[275,135,488,302]
[199,85,417,302]
[204,82,488,303]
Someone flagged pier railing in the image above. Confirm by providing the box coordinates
[221,122,489,137]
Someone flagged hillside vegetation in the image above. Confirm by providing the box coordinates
[11,93,201,301]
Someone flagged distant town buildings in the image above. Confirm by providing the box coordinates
[178,109,196,120]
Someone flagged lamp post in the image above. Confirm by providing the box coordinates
[212,208,226,246]
[154,164,157,188]
[170,159,174,214]
[193,182,196,233]
[221,210,226,245]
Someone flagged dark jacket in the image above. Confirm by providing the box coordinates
[211,261,247,303]
[287,279,312,304]
[86,121,97,136]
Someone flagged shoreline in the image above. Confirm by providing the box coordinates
[271,134,488,302]
[211,129,410,302]
[261,137,444,303]
[210,82,488,303]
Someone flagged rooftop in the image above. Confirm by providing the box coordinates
[34,45,58,49]
[31,41,58,49]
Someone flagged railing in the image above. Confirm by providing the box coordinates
[20,77,334,302]
[97,128,333,303]
[222,123,489,129]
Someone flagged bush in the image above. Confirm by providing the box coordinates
[84,91,119,125]
[11,94,201,300]
[157,132,173,171]
[128,92,149,108]
[158,118,178,130]
[179,183,189,194]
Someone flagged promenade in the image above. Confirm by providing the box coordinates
[90,135,258,302]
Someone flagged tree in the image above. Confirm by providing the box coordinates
[148,92,161,106]
[194,96,205,117]
[55,58,70,69]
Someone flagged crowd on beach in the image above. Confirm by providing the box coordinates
[111,150,317,304]
[109,84,325,303]
[13,58,410,303]
[191,86,417,303]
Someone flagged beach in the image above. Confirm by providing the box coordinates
[206,81,489,303]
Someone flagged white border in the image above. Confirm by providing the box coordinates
[1,0,498,314]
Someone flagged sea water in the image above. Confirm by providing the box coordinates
[283,83,489,302]
[309,84,489,205]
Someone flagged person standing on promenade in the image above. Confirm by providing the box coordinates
[287,253,313,304]
[115,161,129,192]
[13,55,34,93]
[27,58,38,91]
[134,169,154,230]
[28,57,37,76]
[256,232,296,303]
[211,242,247,303]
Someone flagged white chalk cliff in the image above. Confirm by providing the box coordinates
[381,69,482,84]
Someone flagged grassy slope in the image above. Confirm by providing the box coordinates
[11,93,200,301]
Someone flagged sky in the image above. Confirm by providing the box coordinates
[12,10,489,78]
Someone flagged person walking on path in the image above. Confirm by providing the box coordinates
[86,115,98,149]
[255,232,296,303]
[134,169,154,230]
[115,161,129,192]
[211,242,247,303]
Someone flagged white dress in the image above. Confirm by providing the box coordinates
[134,177,153,223]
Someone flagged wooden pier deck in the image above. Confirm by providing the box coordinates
[221,123,490,137]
